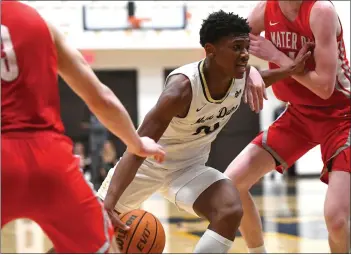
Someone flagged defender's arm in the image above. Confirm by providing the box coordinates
[270,2,339,99]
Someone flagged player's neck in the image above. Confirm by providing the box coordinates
[203,58,233,92]
[279,0,302,13]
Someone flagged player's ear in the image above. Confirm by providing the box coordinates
[204,43,216,58]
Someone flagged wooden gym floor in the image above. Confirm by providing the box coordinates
[1,177,330,253]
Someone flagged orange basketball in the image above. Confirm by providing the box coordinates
[115,209,166,254]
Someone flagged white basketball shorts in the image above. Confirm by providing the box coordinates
[97,160,229,216]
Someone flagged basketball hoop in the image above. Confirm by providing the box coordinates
[128,16,150,29]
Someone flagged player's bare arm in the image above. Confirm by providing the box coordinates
[103,74,192,228]
[247,1,266,36]
[259,43,312,87]
[243,66,267,113]
[250,1,340,99]
[244,47,311,111]
[272,1,338,99]
[239,1,267,113]
[47,22,164,159]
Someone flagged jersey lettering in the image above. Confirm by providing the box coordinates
[192,122,220,136]
[1,25,19,82]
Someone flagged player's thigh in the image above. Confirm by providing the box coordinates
[34,140,113,253]
[323,145,350,218]
[225,143,276,191]
[319,121,350,183]
[97,164,164,214]
[324,170,350,229]
[255,117,316,172]
[1,137,32,227]
[39,167,113,253]
[163,165,230,217]
[226,107,317,190]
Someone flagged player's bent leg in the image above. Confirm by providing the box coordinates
[225,105,316,253]
[324,150,350,253]
[192,178,242,253]
[165,166,241,253]
[225,143,275,253]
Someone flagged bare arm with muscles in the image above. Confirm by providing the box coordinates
[260,42,313,87]
[248,1,339,99]
[47,22,165,159]
[244,43,312,112]
[103,75,192,229]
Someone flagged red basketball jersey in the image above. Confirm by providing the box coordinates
[264,0,351,107]
[1,1,65,134]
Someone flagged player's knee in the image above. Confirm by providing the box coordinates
[325,209,349,236]
[232,175,253,194]
[210,202,243,230]
[227,168,254,193]
[235,181,251,194]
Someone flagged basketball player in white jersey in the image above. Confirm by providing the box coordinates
[98,10,311,253]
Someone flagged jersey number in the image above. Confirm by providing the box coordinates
[1,25,19,82]
[192,122,220,136]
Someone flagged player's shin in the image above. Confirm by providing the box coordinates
[192,180,243,253]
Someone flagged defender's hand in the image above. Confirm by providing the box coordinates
[249,33,280,62]
[127,137,165,163]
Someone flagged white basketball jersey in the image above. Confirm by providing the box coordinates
[145,60,247,170]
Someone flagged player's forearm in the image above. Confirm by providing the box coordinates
[272,51,334,99]
[259,65,294,88]
[104,153,145,210]
[293,71,335,99]
[89,85,142,151]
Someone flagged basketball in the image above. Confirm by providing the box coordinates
[115,209,166,254]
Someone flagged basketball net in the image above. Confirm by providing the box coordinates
[128,16,151,29]
[128,10,192,29]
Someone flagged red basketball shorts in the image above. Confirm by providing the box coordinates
[252,104,350,184]
[1,131,114,253]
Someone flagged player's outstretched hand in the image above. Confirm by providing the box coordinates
[291,42,314,74]
[249,33,279,62]
[244,66,268,113]
[128,137,166,163]
[105,207,130,231]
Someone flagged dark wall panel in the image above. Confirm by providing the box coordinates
[58,70,138,157]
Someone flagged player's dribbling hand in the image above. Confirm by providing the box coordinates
[128,137,166,163]
[105,207,130,231]
[291,42,315,74]
[244,66,268,113]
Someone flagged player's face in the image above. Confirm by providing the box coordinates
[214,35,250,79]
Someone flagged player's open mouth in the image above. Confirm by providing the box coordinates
[236,64,247,72]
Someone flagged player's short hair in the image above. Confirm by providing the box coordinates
[199,10,251,47]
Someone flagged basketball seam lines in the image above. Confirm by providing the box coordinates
[117,212,130,252]
[126,211,147,253]
[147,215,158,253]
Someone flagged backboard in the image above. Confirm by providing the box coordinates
[82,1,187,31]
